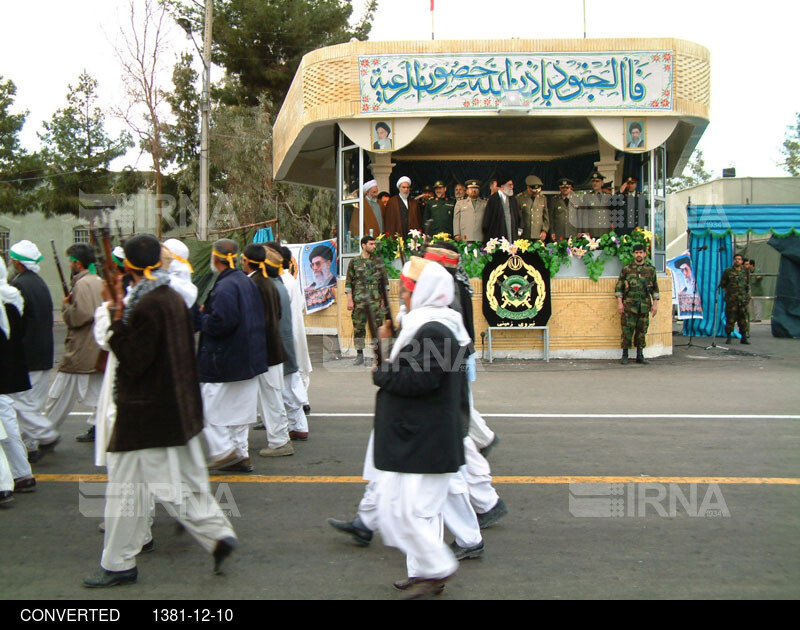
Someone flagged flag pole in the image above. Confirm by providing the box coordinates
[431,0,435,40]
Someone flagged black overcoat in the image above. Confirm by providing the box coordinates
[11,270,54,371]
[0,303,31,395]
[481,192,521,241]
[107,285,205,452]
[372,322,469,474]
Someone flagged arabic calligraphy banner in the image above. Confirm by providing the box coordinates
[359,52,673,113]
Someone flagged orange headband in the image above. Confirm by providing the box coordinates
[242,256,268,278]
[170,253,194,274]
[212,249,237,269]
[125,260,162,280]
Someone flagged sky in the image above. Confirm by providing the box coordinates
[2,0,799,179]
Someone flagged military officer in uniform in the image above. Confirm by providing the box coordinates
[453,179,486,242]
[423,180,455,236]
[720,253,751,345]
[615,244,659,365]
[345,235,389,366]
[516,175,549,241]
[615,176,642,236]
[549,178,579,241]
[581,171,612,238]
[454,182,467,201]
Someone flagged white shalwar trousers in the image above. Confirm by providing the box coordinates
[46,372,103,430]
[256,368,290,449]
[282,372,308,433]
[203,424,250,461]
[468,401,495,450]
[0,395,33,480]
[202,379,258,460]
[463,436,500,514]
[101,435,236,572]
[377,471,458,580]
[9,370,57,450]
[444,460,483,549]
[0,419,13,492]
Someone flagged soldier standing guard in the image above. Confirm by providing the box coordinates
[516,175,549,241]
[615,244,660,365]
[453,179,486,242]
[423,180,455,236]
[720,254,751,345]
[346,235,389,366]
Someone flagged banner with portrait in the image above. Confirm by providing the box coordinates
[482,251,551,327]
[667,251,703,320]
[301,239,338,314]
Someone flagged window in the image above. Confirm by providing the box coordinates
[0,227,9,264]
[73,228,90,244]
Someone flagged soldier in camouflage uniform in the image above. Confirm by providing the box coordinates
[615,244,660,364]
[720,253,751,345]
[345,235,389,365]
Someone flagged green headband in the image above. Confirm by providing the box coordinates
[69,256,98,275]
[9,251,44,263]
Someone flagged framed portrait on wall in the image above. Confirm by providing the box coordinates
[371,120,394,151]
[624,118,647,151]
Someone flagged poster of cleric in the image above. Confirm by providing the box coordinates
[667,251,703,320]
[301,240,338,314]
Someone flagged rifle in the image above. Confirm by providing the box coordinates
[377,262,396,338]
[89,226,118,373]
[50,240,70,298]
[356,272,385,363]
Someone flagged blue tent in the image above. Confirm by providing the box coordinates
[682,204,800,337]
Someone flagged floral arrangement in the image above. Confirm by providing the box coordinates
[374,228,652,282]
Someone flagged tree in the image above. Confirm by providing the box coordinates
[114,0,173,237]
[779,112,800,176]
[0,76,40,214]
[166,0,377,108]
[37,72,132,215]
[667,149,712,193]
[0,76,27,172]
[209,98,335,242]
[163,52,201,201]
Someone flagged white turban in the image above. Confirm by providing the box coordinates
[112,246,125,264]
[9,240,43,274]
[162,238,197,308]
[362,179,378,195]
[396,176,411,189]
[0,257,25,340]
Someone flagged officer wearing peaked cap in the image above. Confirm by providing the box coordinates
[516,174,549,241]
[453,179,486,242]
[423,180,455,236]
[549,177,579,241]
[580,171,612,238]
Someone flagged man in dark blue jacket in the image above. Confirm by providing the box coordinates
[198,239,268,472]
[8,240,57,462]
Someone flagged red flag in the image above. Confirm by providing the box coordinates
[431,0,434,11]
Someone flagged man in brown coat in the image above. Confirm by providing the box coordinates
[45,243,104,443]
[83,234,237,588]
[349,179,385,238]
[384,176,422,237]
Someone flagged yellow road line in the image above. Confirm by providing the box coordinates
[36,474,800,485]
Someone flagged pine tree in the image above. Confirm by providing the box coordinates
[779,113,800,176]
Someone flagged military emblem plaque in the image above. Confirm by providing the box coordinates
[482,252,551,327]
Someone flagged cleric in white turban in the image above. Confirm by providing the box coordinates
[384,176,421,236]
[350,180,383,236]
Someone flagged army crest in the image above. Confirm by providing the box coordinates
[482,252,551,327]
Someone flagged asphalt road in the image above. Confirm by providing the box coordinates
[1,322,799,600]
